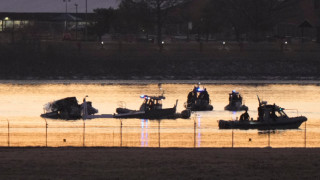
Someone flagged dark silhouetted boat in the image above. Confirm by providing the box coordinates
[219,96,307,130]
[184,84,213,111]
[40,96,98,120]
[224,90,248,111]
[114,95,191,119]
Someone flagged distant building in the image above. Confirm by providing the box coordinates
[0,12,96,41]
[0,0,119,41]
[0,0,119,13]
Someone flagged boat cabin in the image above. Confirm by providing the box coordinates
[258,101,288,121]
[139,95,165,111]
[229,90,243,104]
[187,86,210,104]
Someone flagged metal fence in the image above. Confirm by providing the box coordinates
[0,118,313,148]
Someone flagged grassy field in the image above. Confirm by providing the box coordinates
[0,147,319,179]
[0,41,319,80]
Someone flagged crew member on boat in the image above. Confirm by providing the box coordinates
[187,87,197,105]
[240,110,250,121]
[199,88,209,102]
[258,106,264,121]
[185,85,213,111]
[229,90,243,106]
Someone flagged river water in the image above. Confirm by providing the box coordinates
[0,80,319,148]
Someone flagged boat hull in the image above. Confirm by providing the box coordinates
[115,108,180,119]
[219,116,307,130]
[224,104,248,111]
[187,104,213,111]
[40,111,81,120]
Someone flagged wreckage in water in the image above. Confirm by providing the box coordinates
[40,96,98,120]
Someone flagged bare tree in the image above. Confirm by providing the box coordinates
[115,0,152,34]
[93,8,115,41]
[130,0,188,51]
[215,0,298,41]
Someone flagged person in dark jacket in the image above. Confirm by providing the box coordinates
[240,110,250,121]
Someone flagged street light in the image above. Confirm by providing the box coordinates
[63,0,71,13]
[63,0,71,31]
[74,3,78,40]
[3,17,10,31]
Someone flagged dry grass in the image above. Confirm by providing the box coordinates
[0,147,319,179]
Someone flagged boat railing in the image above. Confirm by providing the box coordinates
[285,109,299,116]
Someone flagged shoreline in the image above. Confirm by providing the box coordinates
[0,79,319,85]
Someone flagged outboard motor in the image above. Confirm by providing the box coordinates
[181,109,191,119]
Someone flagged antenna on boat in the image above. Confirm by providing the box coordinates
[257,95,261,106]
[174,99,178,109]
[158,83,165,96]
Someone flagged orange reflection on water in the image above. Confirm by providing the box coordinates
[0,82,319,147]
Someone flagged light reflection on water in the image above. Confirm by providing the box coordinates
[197,115,201,147]
[141,119,148,147]
[0,81,319,147]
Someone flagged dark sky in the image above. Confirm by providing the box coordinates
[0,0,119,13]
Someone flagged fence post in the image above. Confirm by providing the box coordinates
[194,118,196,148]
[7,119,9,147]
[304,122,307,148]
[83,119,85,147]
[113,130,114,147]
[120,120,122,147]
[268,130,271,147]
[158,120,160,148]
[232,129,234,148]
[44,118,48,147]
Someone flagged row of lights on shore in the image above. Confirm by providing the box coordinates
[100,40,165,45]
[98,40,288,46]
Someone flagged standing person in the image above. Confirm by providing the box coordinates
[203,88,209,102]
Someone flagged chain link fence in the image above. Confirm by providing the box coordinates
[0,118,315,148]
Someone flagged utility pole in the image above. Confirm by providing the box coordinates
[63,0,71,31]
[7,119,9,147]
[85,0,88,41]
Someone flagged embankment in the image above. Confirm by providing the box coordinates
[0,147,319,179]
[1,41,319,80]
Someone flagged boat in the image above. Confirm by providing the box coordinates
[114,95,191,119]
[224,90,248,111]
[184,85,213,111]
[40,96,98,120]
[219,96,307,130]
